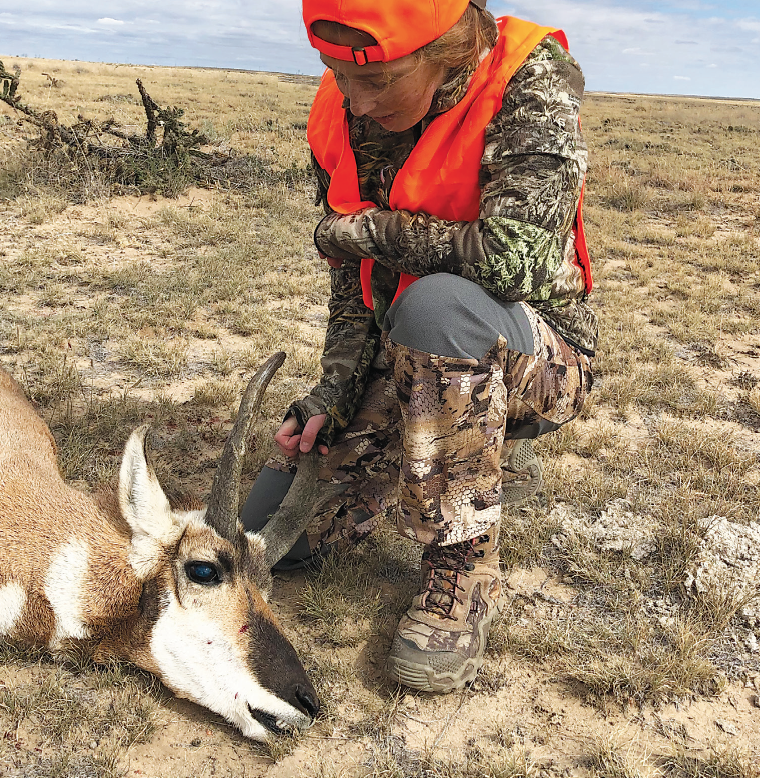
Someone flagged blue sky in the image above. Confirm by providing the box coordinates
[1,0,758,98]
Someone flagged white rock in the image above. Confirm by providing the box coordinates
[683,517,760,617]
[549,500,657,561]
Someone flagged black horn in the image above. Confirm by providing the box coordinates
[205,352,286,541]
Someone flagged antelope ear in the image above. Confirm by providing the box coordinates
[119,425,177,579]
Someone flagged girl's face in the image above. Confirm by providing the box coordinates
[315,24,445,132]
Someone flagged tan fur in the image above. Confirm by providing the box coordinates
[0,366,319,740]
[0,371,142,644]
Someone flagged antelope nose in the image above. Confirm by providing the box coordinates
[295,684,320,719]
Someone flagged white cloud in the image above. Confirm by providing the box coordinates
[674,75,691,80]
[493,0,758,97]
[666,1,717,9]
[1,0,758,97]
[45,22,99,33]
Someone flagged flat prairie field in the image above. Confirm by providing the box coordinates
[1,56,759,778]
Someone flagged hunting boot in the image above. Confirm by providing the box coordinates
[500,438,543,505]
[385,528,503,692]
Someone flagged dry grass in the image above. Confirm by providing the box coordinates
[586,736,646,778]
[1,61,760,777]
[662,743,760,778]
[0,645,158,777]
[297,553,385,648]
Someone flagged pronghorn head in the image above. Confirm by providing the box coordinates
[110,352,319,741]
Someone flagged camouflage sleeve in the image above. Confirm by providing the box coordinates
[311,150,331,210]
[288,258,381,447]
[313,38,588,304]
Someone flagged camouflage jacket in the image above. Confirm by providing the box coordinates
[289,36,598,446]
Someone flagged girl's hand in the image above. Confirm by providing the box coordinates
[318,249,343,269]
[274,414,329,457]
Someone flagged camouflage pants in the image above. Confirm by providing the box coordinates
[268,301,592,552]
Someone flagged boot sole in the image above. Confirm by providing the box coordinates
[385,650,482,692]
[385,601,502,693]
[501,439,544,506]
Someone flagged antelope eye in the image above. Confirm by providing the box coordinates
[185,561,221,585]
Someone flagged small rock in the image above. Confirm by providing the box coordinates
[89,741,97,750]
[684,517,760,616]
[715,719,737,736]
[190,738,202,747]
[750,695,760,709]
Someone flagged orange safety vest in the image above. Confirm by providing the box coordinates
[307,16,592,310]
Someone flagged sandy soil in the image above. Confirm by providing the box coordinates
[1,180,759,775]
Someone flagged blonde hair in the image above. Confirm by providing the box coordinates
[417,5,498,75]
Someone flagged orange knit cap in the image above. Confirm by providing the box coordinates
[304,0,484,65]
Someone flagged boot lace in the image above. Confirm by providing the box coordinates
[420,535,488,620]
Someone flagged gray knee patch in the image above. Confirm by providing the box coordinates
[241,467,315,570]
[383,273,534,359]
[241,466,295,534]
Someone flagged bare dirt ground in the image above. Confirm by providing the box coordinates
[1,59,759,778]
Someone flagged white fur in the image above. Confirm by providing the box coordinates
[150,598,310,740]
[0,581,26,636]
[184,510,213,531]
[243,533,271,602]
[45,539,91,648]
[119,425,181,579]
[244,532,268,556]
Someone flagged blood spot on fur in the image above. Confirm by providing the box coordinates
[239,624,249,633]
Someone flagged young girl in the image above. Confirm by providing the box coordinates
[244,0,596,693]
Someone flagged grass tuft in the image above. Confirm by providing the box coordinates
[586,736,645,778]
[297,552,383,647]
[661,743,760,778]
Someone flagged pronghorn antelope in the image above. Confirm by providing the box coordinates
[0,352,323,741]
